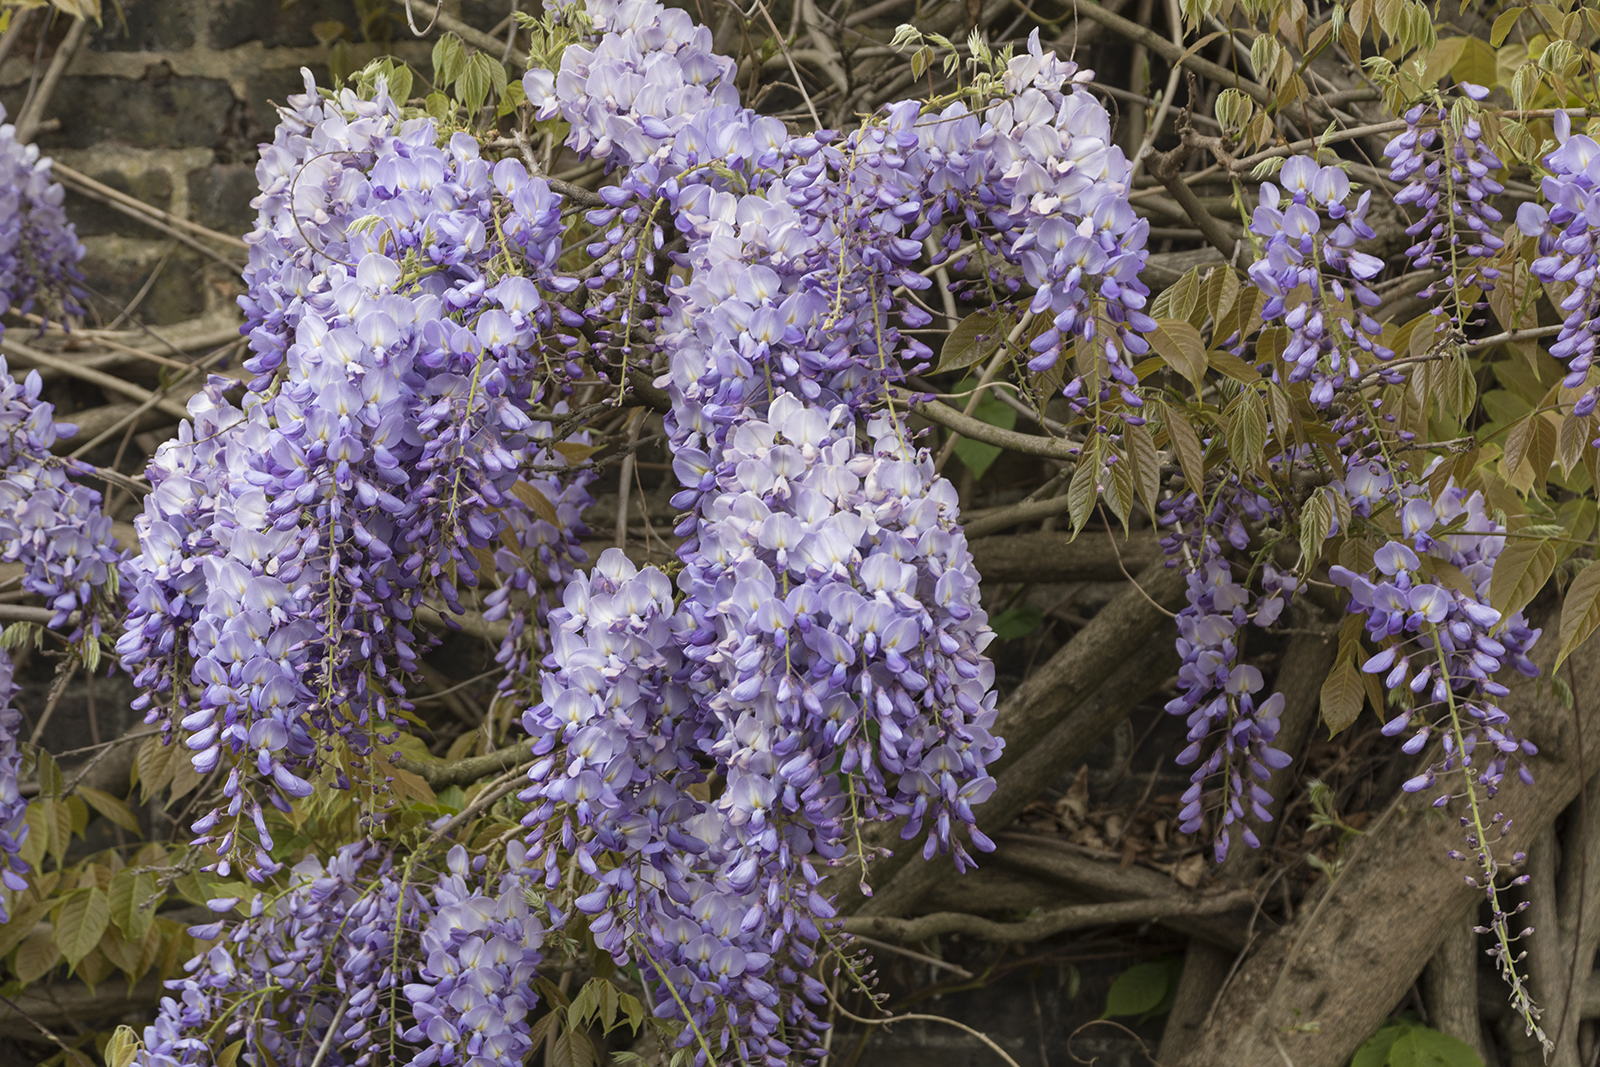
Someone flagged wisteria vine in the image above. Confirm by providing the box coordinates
[0,1,1582,1063]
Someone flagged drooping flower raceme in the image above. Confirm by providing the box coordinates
[0,103,85,332]
[118,75,592,880]
[1248,155,1392,407]
[137,841,429,1067]
[1517,112,1600,419]
[1384,89,1506,303]
[1158,484,1297,862]
[1327,472,1544,1041]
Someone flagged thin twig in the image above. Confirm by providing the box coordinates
[889,386,1079,461]
[748,0,823,128]
[0,7,34,70]
[824,978,1026,1067]
[851,933,976,978]
[1066,0,1270,105]
[51,162,248,253]
[1,336,197,421]
[14,16,88,144]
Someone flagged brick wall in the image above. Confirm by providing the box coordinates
[0,0,512,327]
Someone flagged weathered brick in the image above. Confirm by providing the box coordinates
[5,70,235,150]
[62,168,174,238]
[186,163,259,239]
[78,249,211,326]
[87,0,197,52]
[209,0,362,50]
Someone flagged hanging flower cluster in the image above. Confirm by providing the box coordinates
[1517,112,1600,417]
[0,650,23,924]
[1384,89,1506,302]
[1158,485,1296,862]
[138,841,427,1067]
[118,74,593,880]
[1327,469,1544,1039]
[0,103,85,332]
[0,115,118,919]
[1248,155,1391,406]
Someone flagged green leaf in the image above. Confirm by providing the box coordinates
[1125,423,1161,521]
[1351,1024,1408,1067]
[1150,267,1202,322]
[1320,659,1365,738]
[109,868,158,942]
[1148,319,1208,391]
[496,77,528,117]
[1162,402,1206,493]
[1100,959,1180,1019]
[1490,7,1522,47]
[136,734,177,803]
[13,928,61,982]
[458,52,509,116]
[104,1025,140,1067]
[1557,561,1600,670]
[1403,1025,1485,1067]
[934,309,1013,374]
[0,897,53,959]
[618,991,645,1032]
[1299,486,1336,567]
[55,887,111,971]
[1227,388,1268,472]
[1489,537,1556,620]
[1066,438,1101,537]
[77,786,141,834]
[34,747,63,797]
[432,33,467,88]
[990,603,1043,640]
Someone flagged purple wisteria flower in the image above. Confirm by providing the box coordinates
[136,841,430,1067]
[1384,93,1505,299]
[1516,112,1600,419]
[0,104,85,333]
[1158,485,1296,861]
[1248,155,1391,406]
[119,74,591,880]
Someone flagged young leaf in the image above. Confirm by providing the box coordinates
[104,1025,141,1067]
[1067,438,1101,537]
[432,33,467,88]
[1556,562,1600,670]
[54,887,111,970]
[512,480,563,526]
[1320,659,1366,737]
[77,786,141,834]
[934,309,1012,374]
[1489,537,1556,620]
[1148,319,1208,391]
